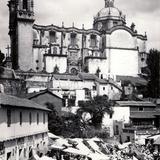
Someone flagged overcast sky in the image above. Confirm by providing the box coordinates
[0,0,160,53]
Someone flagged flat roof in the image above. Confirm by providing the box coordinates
[116,101,156,107]
[0,94,50,111]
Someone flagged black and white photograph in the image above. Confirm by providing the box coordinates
[0,0,160,159]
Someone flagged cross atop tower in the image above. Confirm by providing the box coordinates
[105,0,114,8]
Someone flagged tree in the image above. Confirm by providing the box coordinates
[0,50,5,66]
[146,49,160,98]
[78,95,113,129]
[46,102,81,138]
[46,102,64,135]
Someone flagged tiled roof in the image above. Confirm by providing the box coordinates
[130,111,157,119]
[154,137,160,145]
[53,74,81,81]
[20,89,62,100]
[78,73,97,81]
[0,93,50,111]
[116,75,147,86]
[116,101,156,107]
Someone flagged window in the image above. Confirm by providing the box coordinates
[90,34,97,47]
[70,33,77,46]
[7,152,11,160]
[84,88,91,99]
[37,113,39,125]
[29,112,32,125]
[49,31,56,43]
[139,107,144,111]
[53,47,57,54]
[42,133,44,140]
[83,35,86,48]
[103,87,105,91]
[20,112,22,126]
[110,113,113,119]
[23,0,28,10]
[7,109,11,127]
[24,148,27,158]
[93,86,97,91]
[43,113,45,124]
[113,21,118,26]
[70,68,78,75]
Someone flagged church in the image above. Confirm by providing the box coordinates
[6,0,148,103]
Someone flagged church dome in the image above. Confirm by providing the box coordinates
[94,0,126,23]
[97,7,121,18]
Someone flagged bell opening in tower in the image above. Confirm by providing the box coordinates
[23,0,28,10]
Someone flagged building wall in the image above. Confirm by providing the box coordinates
[33,48,45,72]
[0,107,48,141]
[96,83,121,100]
[45,56,67,73]
[29,93,63,113]
[52,79,94,91]
[87,58,108,75]
[102,106,130,137]
[18,21,34,71]
[2,132,48,160]
[106,49,139,76]
[109,30,136,48]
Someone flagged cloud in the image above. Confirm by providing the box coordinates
[0,0,159,53]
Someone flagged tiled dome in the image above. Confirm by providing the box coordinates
[97,7,121,18]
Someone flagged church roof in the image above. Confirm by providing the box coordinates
[78,73,97,81]
[53,74,81,81]
[97,7,121,18]
[95,0,125,22]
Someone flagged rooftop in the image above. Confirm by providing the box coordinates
[130,111,158,119]
[0,93,50,111]
[116,75,148,86]
[116,101,156,107]
[53,74,81,81]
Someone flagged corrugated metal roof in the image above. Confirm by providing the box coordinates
[116,101,156,107]
[0,94,50,111]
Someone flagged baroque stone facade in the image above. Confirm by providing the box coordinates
[8,0,147,79]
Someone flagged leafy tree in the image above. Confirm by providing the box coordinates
[78,95,113,129]
[46,102,81,138]
[0,50,5,66]
[46,102,64,135]
[146,49,160,98]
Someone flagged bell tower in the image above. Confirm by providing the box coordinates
[8,0,35,71]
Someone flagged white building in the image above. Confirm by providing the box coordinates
[0,93,50,160]
[8,0,147,78]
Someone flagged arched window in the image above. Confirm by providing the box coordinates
[23,0,28,10]
[84,88,91,99]
[70,68,78,75]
